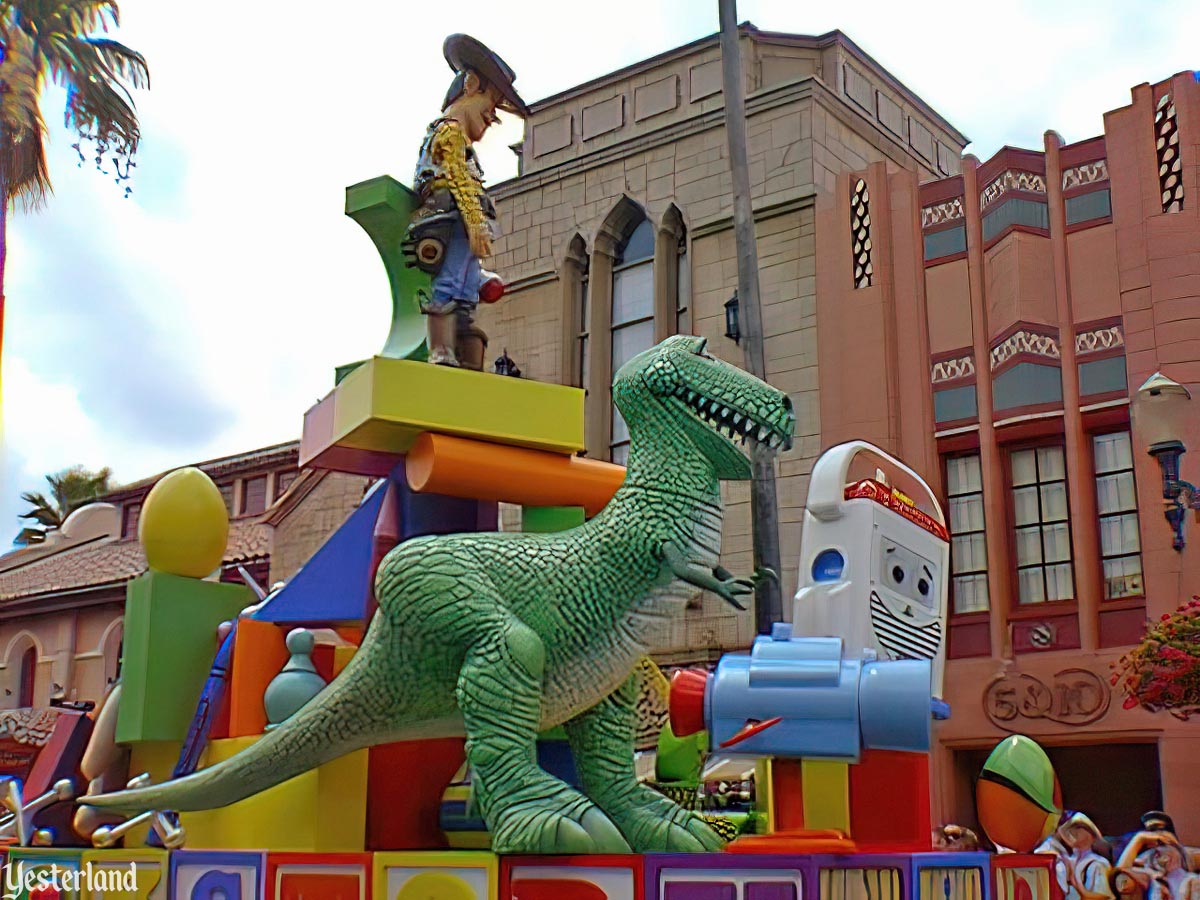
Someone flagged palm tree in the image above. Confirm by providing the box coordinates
[20,464,114,534]
[0,1,148,387]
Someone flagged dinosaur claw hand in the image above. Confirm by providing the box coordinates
[715,575,755,609]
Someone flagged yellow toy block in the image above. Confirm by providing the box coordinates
[301,357,584,474]
[801,759,851,833]
[125,736,368,852]
[80,849,169,899]
[373,851,498,900]
[756,757,776,833]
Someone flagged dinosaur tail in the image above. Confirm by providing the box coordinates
[83,631,398,814]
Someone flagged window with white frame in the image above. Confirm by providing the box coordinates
[1011,445,1075,604]
[1093,431,1144,599]
[946,454,989,613]
[610,217,655,465]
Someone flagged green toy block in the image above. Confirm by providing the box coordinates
[116,571,253,744]
[345,175,431,363]
[521,505,586,533]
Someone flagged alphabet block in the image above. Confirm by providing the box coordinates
[80,849,169,899]
[170,850,264,900]
[372,851,497,900]
[265,853,371,900]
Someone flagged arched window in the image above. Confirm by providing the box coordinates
[18,647,36,708]
[610,216,656,464]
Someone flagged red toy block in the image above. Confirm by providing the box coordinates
[512,880,605,900]
[265,852,372,900]
[502,855,644,900]
[773,758,805,831]
[848,749,931,851]
[992,853,1064,900]
[227,618,289,738]
[366,738,466,849]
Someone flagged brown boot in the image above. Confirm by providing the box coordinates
[455,312,489,372]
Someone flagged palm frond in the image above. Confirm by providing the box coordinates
[1,125,51,209]
[82,37,147,90]
[0,23,51,206]
[54,33,143,153]
[18,490,61,527]
[0,0,145,200]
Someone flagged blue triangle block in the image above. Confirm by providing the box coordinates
[253,480,388,624]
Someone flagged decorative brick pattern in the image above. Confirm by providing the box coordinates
[1075,324,1125,355]
[921,197,965,228]
[1062,158,1109,190]
[851,178,873,288]
[990,329,1061,369]
[980,170,1047,208]
[931,354,975,384]
[1155,94,1184,213]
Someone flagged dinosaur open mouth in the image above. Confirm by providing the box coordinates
[671,385,794,451]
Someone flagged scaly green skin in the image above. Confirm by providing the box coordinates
[86,335,796,854]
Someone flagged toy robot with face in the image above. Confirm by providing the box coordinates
[792,441,950,695]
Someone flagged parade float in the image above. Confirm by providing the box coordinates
[0,33,1090,900]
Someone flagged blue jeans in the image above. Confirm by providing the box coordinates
[424,219,483,314]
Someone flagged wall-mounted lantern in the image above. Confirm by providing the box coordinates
[1135,371,1198,550]
[724,291,740,345]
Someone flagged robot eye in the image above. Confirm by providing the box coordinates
[812,549,845,582]
[891,564,905,584]
[918,578,930,596]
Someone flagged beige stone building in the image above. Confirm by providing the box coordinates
[0,442,373,711]
[478,24,967,649]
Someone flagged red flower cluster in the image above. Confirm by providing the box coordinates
[1111,597,1200,720]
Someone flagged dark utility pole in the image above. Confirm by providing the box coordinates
[718,1,784,634]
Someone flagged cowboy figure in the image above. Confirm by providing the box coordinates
[407,34,529,368]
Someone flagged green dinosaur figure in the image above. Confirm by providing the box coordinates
[86,335,795,854]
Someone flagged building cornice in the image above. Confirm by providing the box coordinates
[524,24,967,145]
[494,76,939,203]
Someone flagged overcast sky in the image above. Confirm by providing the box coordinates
[2,0,1196,540]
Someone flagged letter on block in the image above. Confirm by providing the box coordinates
[170,850,265,900]
[373,851,498,900]
[266,852,372,900]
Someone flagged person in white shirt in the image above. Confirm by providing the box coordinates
[1039,813,1116,900]
[1120,832,1200,900]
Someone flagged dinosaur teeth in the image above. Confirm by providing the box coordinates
[732,413,743,426]
[758,425,771,441]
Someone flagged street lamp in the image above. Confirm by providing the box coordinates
[1134,371,1197,550]
[724,291,740,344]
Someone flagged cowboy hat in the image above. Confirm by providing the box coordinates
[443,34,529,118]
[1059,812,1103,841]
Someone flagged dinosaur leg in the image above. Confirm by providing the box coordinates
[457,616,629,854]
[565,674,725,852]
